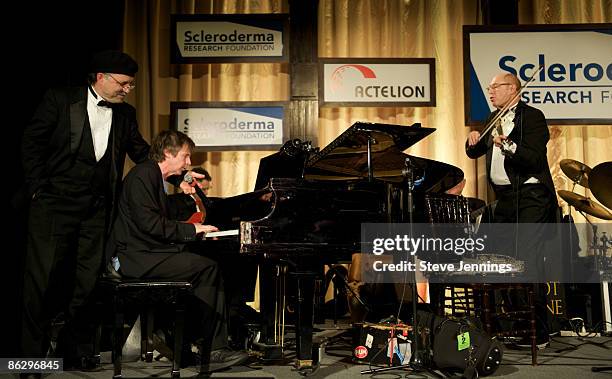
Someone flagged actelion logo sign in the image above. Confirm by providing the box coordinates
[321,59,435,106]
[330,64,377,92]
[330,64,425,99]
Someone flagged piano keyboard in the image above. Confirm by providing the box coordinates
[204,229,239,238]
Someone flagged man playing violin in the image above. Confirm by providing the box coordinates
[466,72,556,223]
[465,72,558,349]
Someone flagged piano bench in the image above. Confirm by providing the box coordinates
[97,276,193,378]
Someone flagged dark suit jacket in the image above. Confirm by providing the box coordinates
[22,86,149,209]
[111,160,199,278]
[465,101,555,196]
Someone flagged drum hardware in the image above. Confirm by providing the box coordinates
[558,189,612,269]
[587,226,612,269]
[560,159,591,190]
[557,190,612,221]
[558,160,612,274]
[560,160,612,343]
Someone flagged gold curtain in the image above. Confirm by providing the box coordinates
[123,0,289,197]
[518,0,612,224]
[123,0,611,218]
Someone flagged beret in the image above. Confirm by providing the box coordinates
[90,50,138,76]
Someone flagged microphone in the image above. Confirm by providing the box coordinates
[183,172,195,184]
[183,172,213,209]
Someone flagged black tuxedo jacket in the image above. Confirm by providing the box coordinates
[111,160,199,278]
[465,101,555,196]
[22,86,149,205]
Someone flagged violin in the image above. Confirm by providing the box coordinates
[184,172,213,224]
[478,65,544,150]
[184,198,206,224]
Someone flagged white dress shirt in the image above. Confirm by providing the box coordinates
[490,106,538,185]
[87,88,112,161]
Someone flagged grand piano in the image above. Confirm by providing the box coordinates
[202,122,464,371]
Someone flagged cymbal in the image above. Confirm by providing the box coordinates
[589,162,612,210]
[560,159,591,187]
[558,190,612,220]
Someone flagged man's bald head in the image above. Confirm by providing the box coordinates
[488,72,521,109]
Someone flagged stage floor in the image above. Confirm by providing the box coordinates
[7,330,612,378]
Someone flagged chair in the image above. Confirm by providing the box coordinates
[435,283,538,365]
[97,273,193,378]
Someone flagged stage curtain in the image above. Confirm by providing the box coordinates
[519,0,612,225]
[122,0,289,197]
[123,0,611,209]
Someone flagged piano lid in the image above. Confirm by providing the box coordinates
[303,122,464,193]
[304,122,430,179]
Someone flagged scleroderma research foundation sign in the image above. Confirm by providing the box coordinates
[171,14,288,63]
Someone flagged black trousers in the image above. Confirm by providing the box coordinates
[21,191,107,358]
[492,183,556,338]
[493,183,555,223]
[121,251,228,351]
[492,184,556,259]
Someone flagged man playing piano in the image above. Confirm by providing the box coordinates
[163,164,261,348]
[107,130,249,370]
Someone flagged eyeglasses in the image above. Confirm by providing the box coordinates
[106,74,136,90]
[486,83,511,92]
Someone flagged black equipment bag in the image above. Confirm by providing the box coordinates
[418,311,502,378]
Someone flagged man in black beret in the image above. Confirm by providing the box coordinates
[20,50,150,370]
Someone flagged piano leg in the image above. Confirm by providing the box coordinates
[293,269,317,372]
[252,259,319,372]
[252,260,283,361]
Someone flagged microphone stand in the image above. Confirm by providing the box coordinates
[360,158,436,376]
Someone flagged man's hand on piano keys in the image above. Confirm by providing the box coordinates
[194,224,219,237]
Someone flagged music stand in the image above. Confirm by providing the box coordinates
[360,157,435,376]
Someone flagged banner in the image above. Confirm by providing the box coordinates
[171,102,286,151]
[464,24,612,125]
[359,222,612,284]
[171,14,288,63]
[319,58,436,107]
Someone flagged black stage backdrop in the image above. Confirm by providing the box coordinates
[4,0,123,357]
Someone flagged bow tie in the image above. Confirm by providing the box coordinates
[97,100,114,108]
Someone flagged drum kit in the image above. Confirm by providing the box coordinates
[558,160,612,272]
[558,159,612,221]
